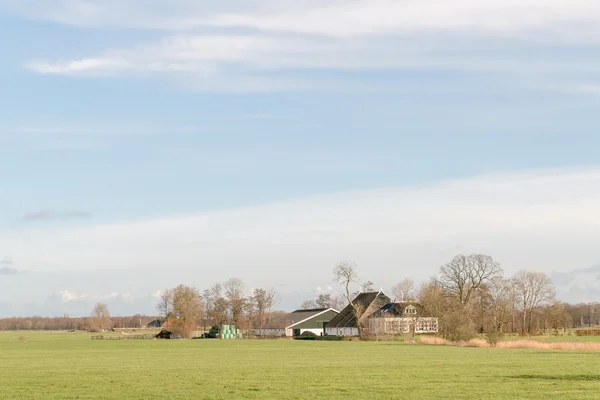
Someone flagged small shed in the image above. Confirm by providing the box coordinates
[155,329,174,339]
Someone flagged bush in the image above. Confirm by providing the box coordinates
[485,332,504,347]
[300,331,317,337]
[575,329,600,336]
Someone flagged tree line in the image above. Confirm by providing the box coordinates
[0,253,598,338]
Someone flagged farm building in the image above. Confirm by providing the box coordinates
[253,308,339,337]
[325,291,390,336]
[146,319,163,328]
[368,301,438,335]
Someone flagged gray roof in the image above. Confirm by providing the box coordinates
[370,302,425,318]
[262,308,337,329]
[325,291,390,328]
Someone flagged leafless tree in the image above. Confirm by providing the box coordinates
[512,270,556,334]
[486,277,516,333]
[315,293,346,310]
[156,289,172,319]
[91,303,111,332]
[159,284,203,338]
[301,299,317,309]
[204,283,229,329]
[436,254,503,305]
[392,279,416,302]
[333,260,366,337]
[253,287,278,336]
[224,278,246,329]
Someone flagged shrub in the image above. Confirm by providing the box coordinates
[485,332,504,347]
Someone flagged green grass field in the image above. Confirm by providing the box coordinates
[1,331,600,399]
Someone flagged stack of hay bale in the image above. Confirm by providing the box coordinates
[220,325,243,339]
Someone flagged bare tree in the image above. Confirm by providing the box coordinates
[392,279,416,302]
[224,278,246,329]
[315,293,346,310]
[301,299,317,309]
[487,277,516,333]
[253,288,277,336]
[204,283,229,329]
[156,289,172,320]
[91,303,111,332]
[333,261,365,337]
[513,271,555,334]
[436,254,503,305]
[159,284,203,338]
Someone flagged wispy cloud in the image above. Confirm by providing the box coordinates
[51,290,134,303]
[6,0,600,39]
[22,210,92,223]
[15,1,600,92]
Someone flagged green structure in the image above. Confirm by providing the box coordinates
[220,324,243,339]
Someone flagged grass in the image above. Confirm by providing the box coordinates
[2,331,600,399]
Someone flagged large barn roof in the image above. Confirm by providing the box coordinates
[370,302,425,318]
[325,291,390,328]
[262,308,339,329]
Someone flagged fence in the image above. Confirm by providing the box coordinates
[91,334,155,340]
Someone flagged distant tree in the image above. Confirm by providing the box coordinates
[315,293,346,310]
[159,285,203,338]
[436,254,503,305]
[334,261,366,337]
[486,277,516,333]
[90,303,111,332]
[512,271,555,334]
[253,287,278,336]
[301,299,317,309]
[392,279,416,302]
[224,278,246,329]
[204,284,229,329]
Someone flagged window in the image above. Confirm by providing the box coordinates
[405,306,417,315]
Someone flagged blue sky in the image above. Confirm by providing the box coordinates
[1,0,600,317]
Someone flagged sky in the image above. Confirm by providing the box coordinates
[1,0,600,317]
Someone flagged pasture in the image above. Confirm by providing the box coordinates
[1,331,600,399]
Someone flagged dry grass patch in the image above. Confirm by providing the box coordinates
[418,336,600,351]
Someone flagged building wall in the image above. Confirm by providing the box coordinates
[325,327,359,337]
[253,328,286,337]
[369,317,439,335]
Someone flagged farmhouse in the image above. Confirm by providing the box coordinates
[368,301,439,335]
[325,291,390,336]
[253,308,339,337]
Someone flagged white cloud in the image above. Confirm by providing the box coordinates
[3,166,600,301]
[16,0,600,92]
[53,290,134,303]
[6,0,600,39]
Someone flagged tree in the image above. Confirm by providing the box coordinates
[159,284,203,339]
[157,289,172,320]
[486,277,516,333]
[91,303,111,332]
[253,287,278,336]
[224,278,246,329]
[301,299,317,309]
[333,261,365,337]
[204,284,229,329]
[392,279,416,302]
[315,293,346,310]
[513,271,555,334]
[436,254,503,305]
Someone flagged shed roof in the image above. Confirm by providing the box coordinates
[325,291,390,328]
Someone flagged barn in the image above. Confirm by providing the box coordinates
[325,291,390,336]
[253,308,339,337]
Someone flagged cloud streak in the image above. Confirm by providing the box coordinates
[15,1,600,92]
[22,210,92,223]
